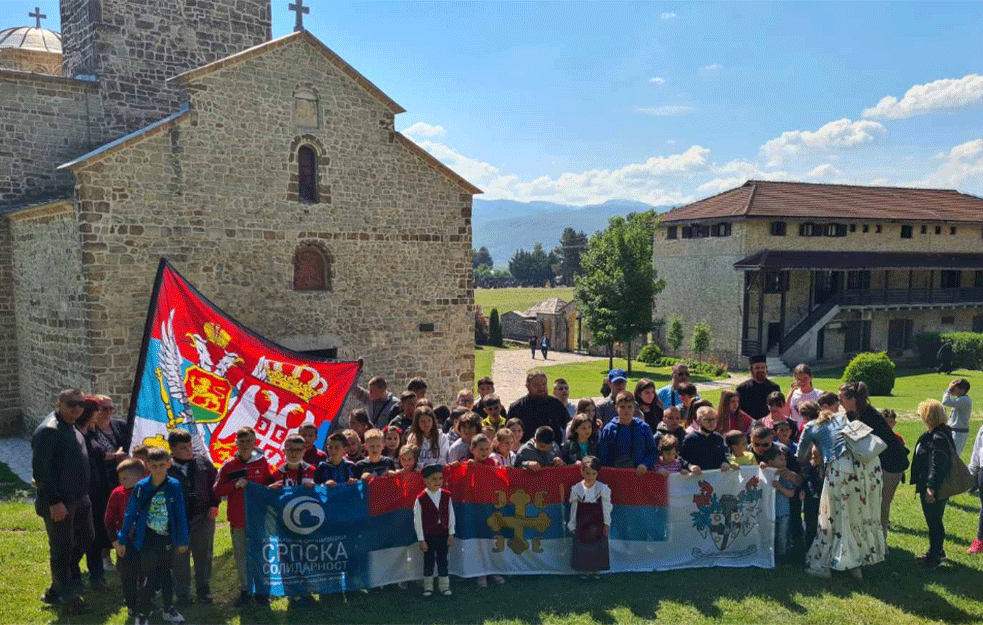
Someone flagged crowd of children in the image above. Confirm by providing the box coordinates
[50,362,957,619]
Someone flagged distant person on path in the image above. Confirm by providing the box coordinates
[736,355,781,420]
[508,370,568,443]
[529,335,538,359]
[937,339,955,375]
[541,335,550,360]
[32,388,94,614]
[943,378,973,454]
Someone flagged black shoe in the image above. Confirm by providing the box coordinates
[175,594,193,607]
[40,588,61,605]
[923,557,943,570]
[234,592,252,607]
[254,594,270,606]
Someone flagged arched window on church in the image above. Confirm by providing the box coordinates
[298,145,318,203]
[293,243,332,291]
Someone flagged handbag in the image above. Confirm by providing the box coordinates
[937,434,974,499]
[841,420,887,463]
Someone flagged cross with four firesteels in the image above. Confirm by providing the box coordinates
[289,0,309,32]
[29,7,46,29]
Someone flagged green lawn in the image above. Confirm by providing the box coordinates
[474,287,575,315]
[474,345,507,392]
[5,416,983,623]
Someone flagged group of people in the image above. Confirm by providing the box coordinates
[30,356,981,620]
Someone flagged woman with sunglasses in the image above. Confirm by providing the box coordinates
[84,395,127,575]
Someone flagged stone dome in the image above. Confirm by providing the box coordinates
[0,26,62,53]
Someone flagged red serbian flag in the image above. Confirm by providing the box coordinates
[127,259,360,467]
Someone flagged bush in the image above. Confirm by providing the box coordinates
[914,332,942,368]
[842,352,896,396]
[942,331,983,369]
[648,356,727,377]
[637,343,663,364]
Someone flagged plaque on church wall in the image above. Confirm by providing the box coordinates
[294,90,319,129]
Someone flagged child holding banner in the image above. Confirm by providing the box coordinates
[567,456,611,579]
[214,426,273,607]
[414,464,455,597]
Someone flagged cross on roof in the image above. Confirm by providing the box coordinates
[288,0,309,32]
[29,6,46,29]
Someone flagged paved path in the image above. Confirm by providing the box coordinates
[0,437,32,484]
[492,348,604,405]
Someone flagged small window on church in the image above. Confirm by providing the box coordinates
[293,243,332,291]
[298,146,318,203]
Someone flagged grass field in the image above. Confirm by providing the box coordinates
[474,345,508,392]
[532,358,728,403]
[5,415,983,624]
[474,287,575,315]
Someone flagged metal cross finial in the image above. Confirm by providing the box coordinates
[29,6,47,29]
[288,0,309,32]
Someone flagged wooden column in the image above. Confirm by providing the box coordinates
[757,271,765,352]
[742,272,751,345]
[779,272,787,352]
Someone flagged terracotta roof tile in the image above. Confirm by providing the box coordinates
[662,180,983,224]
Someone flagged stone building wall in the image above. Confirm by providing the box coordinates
[0,71,100,208]
[743,219,983,253]
[8,201,91,429]
[60,0,272,138]
[653,222,746,365]
[0,48,62,74]
[68,37,474,414]
[0,219,20,433]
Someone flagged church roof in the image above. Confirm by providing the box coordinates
[0,26,61,53]
[58,104,192,170]
[168,30,405,115]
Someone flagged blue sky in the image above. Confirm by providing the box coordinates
[6,1,983,205]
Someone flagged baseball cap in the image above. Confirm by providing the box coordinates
[608,368,627,383]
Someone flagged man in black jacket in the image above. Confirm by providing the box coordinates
[31,388,93,613]
[508,370,568,443]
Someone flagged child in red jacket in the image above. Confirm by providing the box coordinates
[214,426,273,606]
[105,459,144,617]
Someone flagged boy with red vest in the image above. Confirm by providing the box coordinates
[105,459,144,617]
[214,426,273,607]
[413,464,455,597]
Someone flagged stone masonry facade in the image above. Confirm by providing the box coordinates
[60,0,271,137]
[0,3,477,432]
[654,217,983,368]
[62,35,475,429]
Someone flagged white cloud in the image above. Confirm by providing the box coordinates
[697,177,745,194]
[759,118,887,166]
[413,137,710,205]
[402,121,446,139]
[649,76,666,85]
[660,11,677,20]
[666,139,676,145]
[702,63,723,71]
[862,74,983,119]
[636,105,695,116]
[804,163,843,180]
[912,138,983,191]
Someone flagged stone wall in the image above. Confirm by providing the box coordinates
[60,0,272,138]
[653,222,746,365]
[0,49,62,75]
[8,201,92,429]
[0,219,20,433]
[744,219,983,253]
[0,70,100,208]
[69,36,474,414]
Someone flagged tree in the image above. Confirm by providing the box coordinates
[508,242,558,286]
[692,319,712,361]
[488,308,503,347]
[473,246,493,270]
[668,316,684,354]
[554,227,588,285]
[475,306,489,345]
[574,211,665,374]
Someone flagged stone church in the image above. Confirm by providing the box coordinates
[0,1,479,434]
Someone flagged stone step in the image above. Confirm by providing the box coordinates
[766,356,791,376]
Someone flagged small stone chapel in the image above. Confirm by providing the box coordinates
[0,1,479,433]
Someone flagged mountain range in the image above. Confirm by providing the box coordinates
[472,198,673,268]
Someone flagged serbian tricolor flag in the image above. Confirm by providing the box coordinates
[126,259,360,467]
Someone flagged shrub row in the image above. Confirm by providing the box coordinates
[914,331,983,369]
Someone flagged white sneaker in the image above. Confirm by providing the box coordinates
[162,607,186,624]
[103,558,116,573]
[135,615,150,625]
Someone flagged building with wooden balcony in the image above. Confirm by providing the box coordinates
[652,180,983,371]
